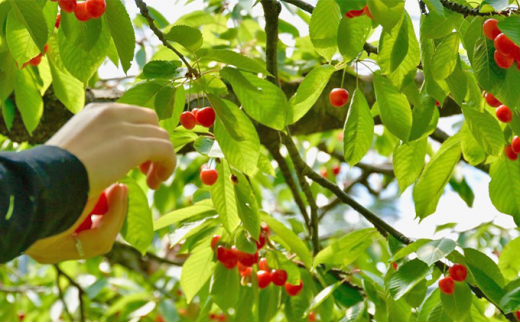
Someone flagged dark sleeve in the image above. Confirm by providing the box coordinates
[0,146,89,263]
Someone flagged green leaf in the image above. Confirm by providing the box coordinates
[500,286,520,313]
[233,171,260,239]
[449,176,475,208]
[154,200,216,230]
[460,122,486,166]
[489,156,520,226]
[260,212,313,268]
[287,65,335,125]
[193,137,224,158]
[6,10,40,66]
[421,36,449,103]
[8,0,47,52]
[343,89,374,166]
[413,134,461,220]
[225,70,288,131]
[498,236,520,281]
[391,239,431,262]
[387,259,430,300]
[431,33,459,81]
[201,49,270,75]
[403,280,427,308]
[473,36,505,93]
[160,85,185,133]
[309,0,340,61]
[142,60,183,79]
[213,99,260,176]
[440,281,472,322]
[498,16,520,48]
[220,66,259,93]
[423,0,444,15]
[393,138,427,193]
[416,238,456,266]
[464,248,505,304]
[461,104,503,156]
[314,228,379,268]
[421,9,463,40]
[165,25,203,52]
[211,160,240,234]
[211,263,239,310]
[305,283,341,316]
[104,0,135,73]
[14,68,43,135]
[390,14,410,72]
[367,0,405,31]
[154,86,177,120]
[47,37,85,114]
[118,81,167,108]
[181,237,217,303]
[1,98,15,131]
[373,74,412,142]
[120,177,153,255]
[418,289,440,321]
[337,16,372,62]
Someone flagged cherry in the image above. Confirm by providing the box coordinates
[363,5,373,19]
[484,92,501,107]
[217,314,226,322]
[91,192,108,215]
[329,88,349,107]
[58,0,77,13]
[483,19,501,41]
[86,0,106,19]
[435,100,440,107]
[516,311,520,321]
[309,312,317,322]
[270,269,288,286]
[217,246,238,269]
[320,169,328,177]
[28,54,43,67]
[74,215,93,234]
[495,34,518,57]
[238,262,252,277]
[332,165,341,175]
[44,44,49,54]
[55,13,61,28]
[192,108,200,124]
[512,136,520,154]
[261,224,270,235]
[211,235,220,250]
[255,232,266,249]
[257,270,271,288]
[496,105,513,123]
[346,9,364,19]
[259,257,269,271]
[17,312,25,322]
[235,250,258,267]
[201,167,219,186]
[196,107,216,128]
[180,111,197,129]
[448,264,467,282]
[438,277,455,295]
[495,50,514,69]
[285,280,304,296]
[75,2,90,22]
[155,315,164,322]
[392,262,398,271]
[505,144,518,161]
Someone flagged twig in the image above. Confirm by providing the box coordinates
[134,0,199,78]
[319,176,364,220]
[55,269,74,322]
[439,0,516,16]
[0,284,47,293]
[54,265,86,322]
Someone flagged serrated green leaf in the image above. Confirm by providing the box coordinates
[143,60,183,79]
[14,68,43,135]
[392,239,431,262]
[461,104,503,156]
[154,200,216,230]
[234,172,260,239]
[498,236,520,281]
[416,238,456,266]
[6,10,40,66]
[460,123,486,166]
[201,49,270,75]
[440,281,472,322]
[489,156,520,226]
[211,160,240,234]
[165,25,203,52]
[118,81,167,108]
[154,86,176,120]
[393,137,427,193]
[181,237,216,303]
[193,137,224,158]
[367,0,404,32]
[423,0,444,15]
[8,0,47,52]
[337,15,372,62]
[343,89,374,166]
[211,263,239,310]
[387,259,430,300]
[309,0,340,61]
[432,33,459,81]
[104,0,135,73]
[500,286,520,313]
[498,17,520,48]
[421,9,463,40]
[305,283,341,316]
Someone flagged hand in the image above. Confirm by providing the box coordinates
[26,184,128,264]
[45,103,176,196]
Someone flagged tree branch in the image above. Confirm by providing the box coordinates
[439,0,516,16]
[54,265,86,322]
[55,268,74,322]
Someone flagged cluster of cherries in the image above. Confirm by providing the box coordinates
[329,88,350,108]
[320,165,341,178]
[345,5,373,19]
[180,107,216,130]
[74,191,109,234]
[438,263,467,295]
[211,226,304,296]
[483,19,520,70]
[53,0,107,22]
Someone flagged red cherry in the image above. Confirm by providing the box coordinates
[238,262,252,277]
[259,257,269,271]
[515,311,520,321]
[91,192,108,215]
[44,44,49,54]
[270,269,288,286]
[438,277,455,295]
[255,232,266,249]
[285,280,304,296]
[58,0,77,13]
[55,13,61,28]
[86,0,106,19]
[74,2,91,22]
[261,224,270,235]
[332,165,341,175]
[192,108,200,124]
[329,88,349,107]
[257,270,271,289]
[180,111,197,129]
[345,9,364,19]
[309,312,317,322]
[512,136,520,154]
[155,315,164,322]
[449,264,467,282]
[484,92,501,107]
[196,107,216,128]
[505,144,518,161]
[392,262,398,270]
[216,246,238,269]
[435,100,440,107]
[495,50,514,69]
[201,168,218,186]
[320,168,328,178]
[495,34,519,57]
[363,5,373,19]
[217,314,226,322]
[74,215,93,234]
[483,19,501,40]
[236,250,258,267]
[496,105,513,123]
[28,54,43,67]
[17,312,25,322]
[211,235,220,250]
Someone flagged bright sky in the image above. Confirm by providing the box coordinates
[108,0,518,243]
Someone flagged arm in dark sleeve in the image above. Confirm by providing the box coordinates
[0,146,89,263]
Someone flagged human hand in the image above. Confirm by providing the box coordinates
[45,103,176,196]
[26,184,128,264]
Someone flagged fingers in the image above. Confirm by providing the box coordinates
[88,103,160,125]
[124,123,170,141]
[139,138,177,184]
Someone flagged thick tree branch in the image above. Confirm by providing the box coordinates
[439,0,516,16]
[261,0,281,86]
